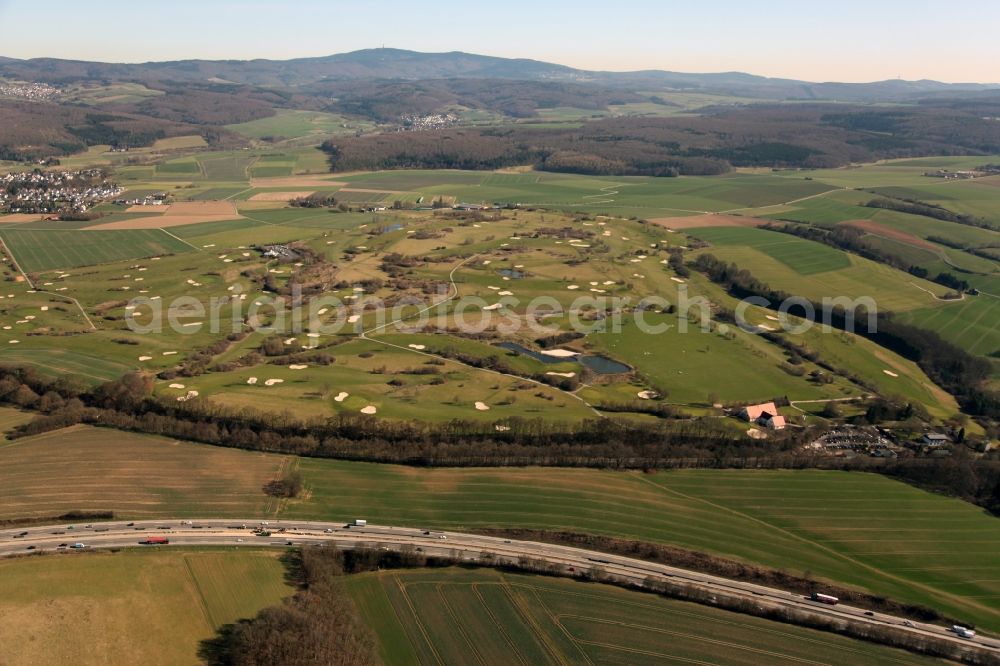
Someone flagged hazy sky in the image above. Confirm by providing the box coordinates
[0,0,997,83]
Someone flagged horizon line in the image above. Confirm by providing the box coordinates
[2,47,999,87]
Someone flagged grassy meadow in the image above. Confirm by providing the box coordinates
[348,568,940,665]
[0,549,292,666]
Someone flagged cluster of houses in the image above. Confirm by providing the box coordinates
[259,244,299,260]
[113,193,168,207]
[0,81,58,101]
[925,166,1000,180]
[0,169,123,214]
[399,113,460,131]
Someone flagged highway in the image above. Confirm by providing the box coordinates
[2,519,997,657]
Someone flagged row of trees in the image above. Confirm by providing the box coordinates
[5,364,1000,511]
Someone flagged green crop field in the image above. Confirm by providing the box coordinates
[250,165,293,177]
[3,426,1000,629]
[691,226,851,274]
[902,295,1000,357]
[690,231,952,312]
[348,568,938,665]
[155,159,201,175]
[225,109,368,143]
[188,187,250,201]
[0,426,288,518]
[0,549,293,666]
[0,228,194,272]
[197,155,251,181]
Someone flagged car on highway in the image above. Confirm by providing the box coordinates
[57,543,67,548]
[26,545,36,550]
[903,620,915,628]
[70,543,85,549]
[864,611,874,617]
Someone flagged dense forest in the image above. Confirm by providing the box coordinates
[0,99,212,160]
[309,77,657,120]
[322,103,1000,176]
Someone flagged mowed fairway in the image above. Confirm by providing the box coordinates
[0,228,193,272]
[0,426,288,518]
[0,549,293,666]
[347,568,937,665]
[3,428,1000,630]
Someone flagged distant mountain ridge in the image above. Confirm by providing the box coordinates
[0,48,997,101]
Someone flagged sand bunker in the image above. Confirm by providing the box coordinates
[408,344,426,350]
[264,378,284,386]
[247,377,258,385]
[334,392,349,402]
[540,349,579,359]
[289,364,308,370]
[883,370,899,378]
[475,402,490,411]
[545,371,576,378]
[168,383,185,389]
[637,390,659,400]
[360,405,377,415]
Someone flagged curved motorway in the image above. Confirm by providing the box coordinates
[2,519,997,656]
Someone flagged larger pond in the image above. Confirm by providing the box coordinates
[495,342,631,374]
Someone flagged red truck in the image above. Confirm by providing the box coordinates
[140,536,170,545]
